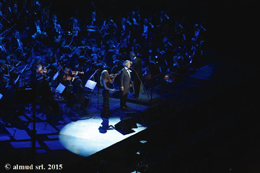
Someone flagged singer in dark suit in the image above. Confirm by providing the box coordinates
[120,60,132,110]
[130,53,142,98]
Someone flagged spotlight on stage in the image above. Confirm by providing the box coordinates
[59,117,147,157]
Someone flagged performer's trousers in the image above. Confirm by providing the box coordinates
[120,90,128,108]
[134,79,141,98]
[101,90,110,118]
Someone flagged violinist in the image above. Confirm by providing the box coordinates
[99,70,116,132]
[33,62,60,116]
[60,67,74,85]
[59,67,74,106]
[35,64,49,81]
[59,67,83,106]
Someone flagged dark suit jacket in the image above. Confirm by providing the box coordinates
[132,57,142,80]
[120,68,131,94]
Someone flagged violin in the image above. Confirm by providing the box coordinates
[108,74,115,80]
[39,68,48,74]
[71,70,84,75]
[65,75,75,82]
[108,71,121,80]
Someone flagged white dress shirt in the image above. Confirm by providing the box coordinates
[125,67,131,77]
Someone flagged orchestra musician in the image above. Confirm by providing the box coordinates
[9,30,25,59]
[71,18,81,37]
[59,66,84,107]
[117,17,131,42]
[0,1,207,121]
[128,11,140,45]
[0,36,7,54]
[32,18,46,39]
[58,67,74,106]
[33,63,60,116]
[51,22,64,54]
[141,18,154,40]
[36,64,48,79]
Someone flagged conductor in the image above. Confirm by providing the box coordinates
[120,60,132,110]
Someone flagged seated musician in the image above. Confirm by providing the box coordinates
[60,67,74,86]
[58,67,73,105]
[35,63,51,81]
[33,63,60,116]
[59,67,84,107]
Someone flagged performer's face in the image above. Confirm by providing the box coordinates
[126,61,131,68]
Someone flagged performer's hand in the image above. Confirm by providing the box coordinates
[121,87,124,91]
[130,84,132,87]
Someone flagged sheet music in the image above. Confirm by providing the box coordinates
[56,83,66,94]
[85,80,97,90]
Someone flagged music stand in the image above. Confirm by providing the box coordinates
[52,71,59,81]
[56,83,66,94]
[85,80,97,90]
[84,80,97,105]
[54,83,66,113]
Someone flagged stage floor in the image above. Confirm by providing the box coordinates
[59,118,146,157]
[0,96,149,169]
